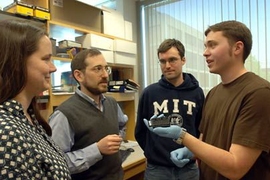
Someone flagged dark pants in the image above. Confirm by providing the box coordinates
[144,162,199,180]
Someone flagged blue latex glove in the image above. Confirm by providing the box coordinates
[143,114,182,139]
[170,147,193,168]
[143,114,164,132]
[153,125,182,139]
[143,114,167,132]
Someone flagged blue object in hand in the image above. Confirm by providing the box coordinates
[143,114,182,139]
[143,114,163,131]
[170,147,193,168]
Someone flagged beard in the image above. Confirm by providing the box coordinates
[82,81,108,96]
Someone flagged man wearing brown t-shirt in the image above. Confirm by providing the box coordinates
[144,20,270,180]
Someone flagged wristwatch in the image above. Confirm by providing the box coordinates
[174,128,187,145]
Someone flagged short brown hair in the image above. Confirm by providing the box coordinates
[71,48,102,81]
[205,20,252,61]
[157,39,185,58]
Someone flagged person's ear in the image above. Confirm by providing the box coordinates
[73,69,84,83]
[181,57,186,65]
[234,41,244,56]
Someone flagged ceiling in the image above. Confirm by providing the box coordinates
[75,0,116,9]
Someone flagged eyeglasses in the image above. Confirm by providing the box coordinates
[158,58,180,66]
[91,65,112,75]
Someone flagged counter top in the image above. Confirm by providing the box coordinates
[121,141,146,180]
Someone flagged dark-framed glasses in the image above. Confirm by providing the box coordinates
[158,58,180,66]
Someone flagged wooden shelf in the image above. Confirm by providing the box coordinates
[0,5,139,179]
[47,20,130,42]
[106,92,135,102]
[45,19,137,141]
[49,0,102,33]
[49,93,73,109]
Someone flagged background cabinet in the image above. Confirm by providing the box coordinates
[0,0,138,141]
[41,20,137,140]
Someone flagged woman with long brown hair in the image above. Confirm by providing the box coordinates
[0,19,71,179]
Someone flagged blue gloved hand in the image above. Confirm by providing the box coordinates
[143,114,182,139]
[143,114,164,132]
[170,147,193,168]
[153,125,182,139]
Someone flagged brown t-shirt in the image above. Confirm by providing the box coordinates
[199,72,270,180]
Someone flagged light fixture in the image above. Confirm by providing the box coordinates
[75,0,116,9]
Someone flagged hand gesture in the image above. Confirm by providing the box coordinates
[97,134,122,155]
[170,147,193,167]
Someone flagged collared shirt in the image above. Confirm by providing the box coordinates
[49,88,128,174]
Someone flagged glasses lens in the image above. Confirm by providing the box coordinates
[106,67,112,75]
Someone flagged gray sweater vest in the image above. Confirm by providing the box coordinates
[56,93,123,180]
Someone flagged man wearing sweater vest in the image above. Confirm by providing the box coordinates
[49,49,128,180]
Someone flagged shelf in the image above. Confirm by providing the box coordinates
[46,18,137,141]
[0,8,47,25]
[49,93,72,108]
[36,95,50,103]
[49,0,102,33]
[0,2,137,144]
[52,92,75,95]
[52,56,72,62]
[47,20,129,42]
[106,92,135,102]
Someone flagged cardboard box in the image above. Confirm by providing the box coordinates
[76,34,113,51]
[33,0,49,10]
[114,39,137,54]
[102,7,125,38]
[58,40,82,48]
[75,34,114,63]
[100,50,114,64]
[4,2,33,16]
[18,0,49,9]
[114,52,136,65]
[124,21,133,41]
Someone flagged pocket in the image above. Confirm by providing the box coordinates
[146,162,157,170]
[186,162,199,170]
